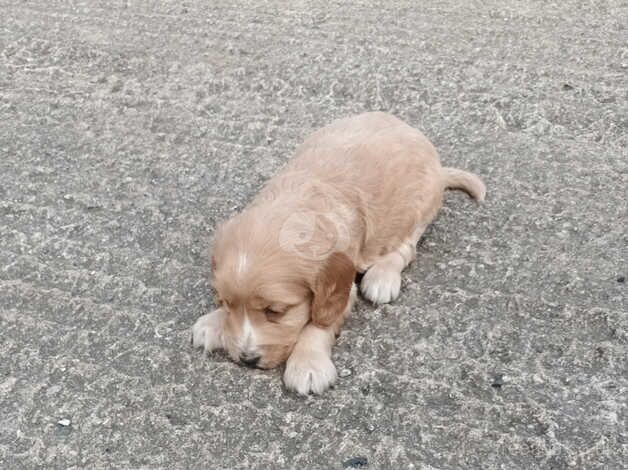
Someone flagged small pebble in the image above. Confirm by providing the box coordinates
[109,76,123,93]
[617,276,625,283]
[57,418,71,427]
[343,456,368,468]
[339,368,352,378]
[491,374,504,388]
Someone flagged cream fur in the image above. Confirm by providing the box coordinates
[192,112,486,394]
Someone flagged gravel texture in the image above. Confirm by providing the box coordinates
[1,1,626,468]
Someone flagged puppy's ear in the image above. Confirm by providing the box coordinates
[310,252,355,328]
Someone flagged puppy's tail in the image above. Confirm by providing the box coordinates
[441,167,486,202]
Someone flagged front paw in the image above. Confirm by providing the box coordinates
[360,264,401,304]
[191,309,226,352]
[284,349,337,395]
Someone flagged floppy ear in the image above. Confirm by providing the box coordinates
[310,252,355,328]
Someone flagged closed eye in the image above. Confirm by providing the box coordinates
[263,306,284,322]
[216,298,231,310]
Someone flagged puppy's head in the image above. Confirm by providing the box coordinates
[210,209,355,369]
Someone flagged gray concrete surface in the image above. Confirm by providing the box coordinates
[0,1,626,468]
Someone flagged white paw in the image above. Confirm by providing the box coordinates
[191,309,226,352]
[360,264,402,304]
[284,349,337,395]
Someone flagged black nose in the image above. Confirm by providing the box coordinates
[239,353,261,368]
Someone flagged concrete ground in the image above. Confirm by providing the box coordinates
[1,1,626,468]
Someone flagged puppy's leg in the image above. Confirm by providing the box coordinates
[192,307,227,352]
[361,224,426,304]
[284,284,356,395]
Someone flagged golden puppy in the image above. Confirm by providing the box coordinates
[192,112,485,395]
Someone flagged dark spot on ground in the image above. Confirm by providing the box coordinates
[343,456,368,468]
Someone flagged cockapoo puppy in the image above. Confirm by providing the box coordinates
[192,112,485,395]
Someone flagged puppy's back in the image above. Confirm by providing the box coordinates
[278,112,444,266]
